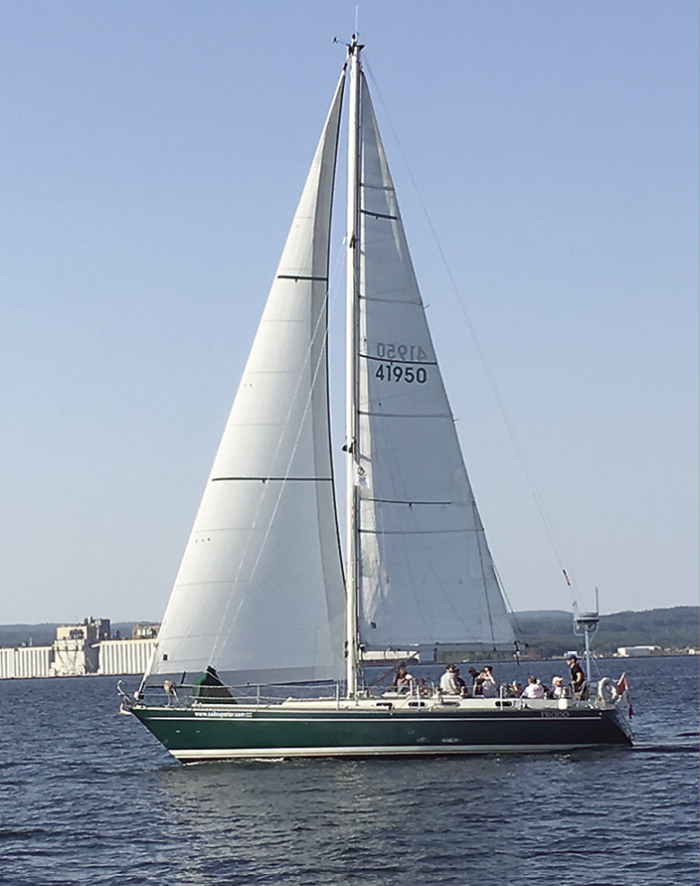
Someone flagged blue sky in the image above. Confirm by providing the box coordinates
[1,1,697,624]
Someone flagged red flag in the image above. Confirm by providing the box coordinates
[616,673,633,717]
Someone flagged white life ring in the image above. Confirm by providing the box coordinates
[597,677,618,703]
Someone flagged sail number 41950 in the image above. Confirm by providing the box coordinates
[375,342,429,384]
[375,364,427,383]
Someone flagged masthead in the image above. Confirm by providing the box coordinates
[347,34,364,58]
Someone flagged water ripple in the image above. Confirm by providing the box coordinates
[0,658,697,885]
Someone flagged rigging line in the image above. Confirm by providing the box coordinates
[209,271,341,661]
[493,563,526,643]
[472,499,498,650]
[210,235,348,665]
[207,74,349,667]
[258,246,349,553]
[353,102,486,643]
[363,54,577,608]
[218,275,335,635]
[159,236,348,663]
[357,431,479,641]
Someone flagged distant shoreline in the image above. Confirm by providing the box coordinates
[0,651,695,684]
[1,605,697,662]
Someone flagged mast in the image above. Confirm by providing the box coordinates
[345,35,363,696]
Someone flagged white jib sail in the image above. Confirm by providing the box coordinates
[146,74,346,686]
[355,74,514,652]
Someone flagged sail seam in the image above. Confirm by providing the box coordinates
[358,410,452,419]
[277,275,329,282]
[360,182,394,192]
[211,477,333,482]
[357,295,423,305]
[360,209,398,220]
[362,497,455,506]
[361,354,437,366]
[358,528,465,535]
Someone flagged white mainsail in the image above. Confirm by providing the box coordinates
[354,73,514,653]
[146,74,347,686]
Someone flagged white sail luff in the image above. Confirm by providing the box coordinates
[144,73,347,686]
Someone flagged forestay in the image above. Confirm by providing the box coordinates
[145,74,347,686]
[355,74,514,652]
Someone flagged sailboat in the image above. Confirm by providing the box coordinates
[126,39,633,761]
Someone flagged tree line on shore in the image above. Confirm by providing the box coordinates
[512,605,699,659]
[0,607,697,661]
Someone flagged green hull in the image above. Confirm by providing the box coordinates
[132,701,632,762]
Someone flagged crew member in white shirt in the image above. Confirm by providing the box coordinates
[439,664,461,695]
[521,675,545,698]
[551,676,566,698]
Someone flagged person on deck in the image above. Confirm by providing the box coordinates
[566,655,586,698]
[480,665,498,698]
[454,667,468,697]
[439,664,461,696]
[521,675,545,699]
[551,676,567,698]
[391,663,416,694]
[468,667,483,696]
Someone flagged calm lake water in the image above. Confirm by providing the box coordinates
[0,656,697,885]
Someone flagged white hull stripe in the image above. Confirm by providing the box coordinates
[171,743,607,762]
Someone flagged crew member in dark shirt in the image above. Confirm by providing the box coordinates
[566,655,586,698]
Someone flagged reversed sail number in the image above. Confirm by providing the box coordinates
[376,342,429,362]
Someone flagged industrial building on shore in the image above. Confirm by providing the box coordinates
[0,618,158,679]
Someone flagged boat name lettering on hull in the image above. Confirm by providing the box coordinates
[540,711,570,718]
[193,710,252,719]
